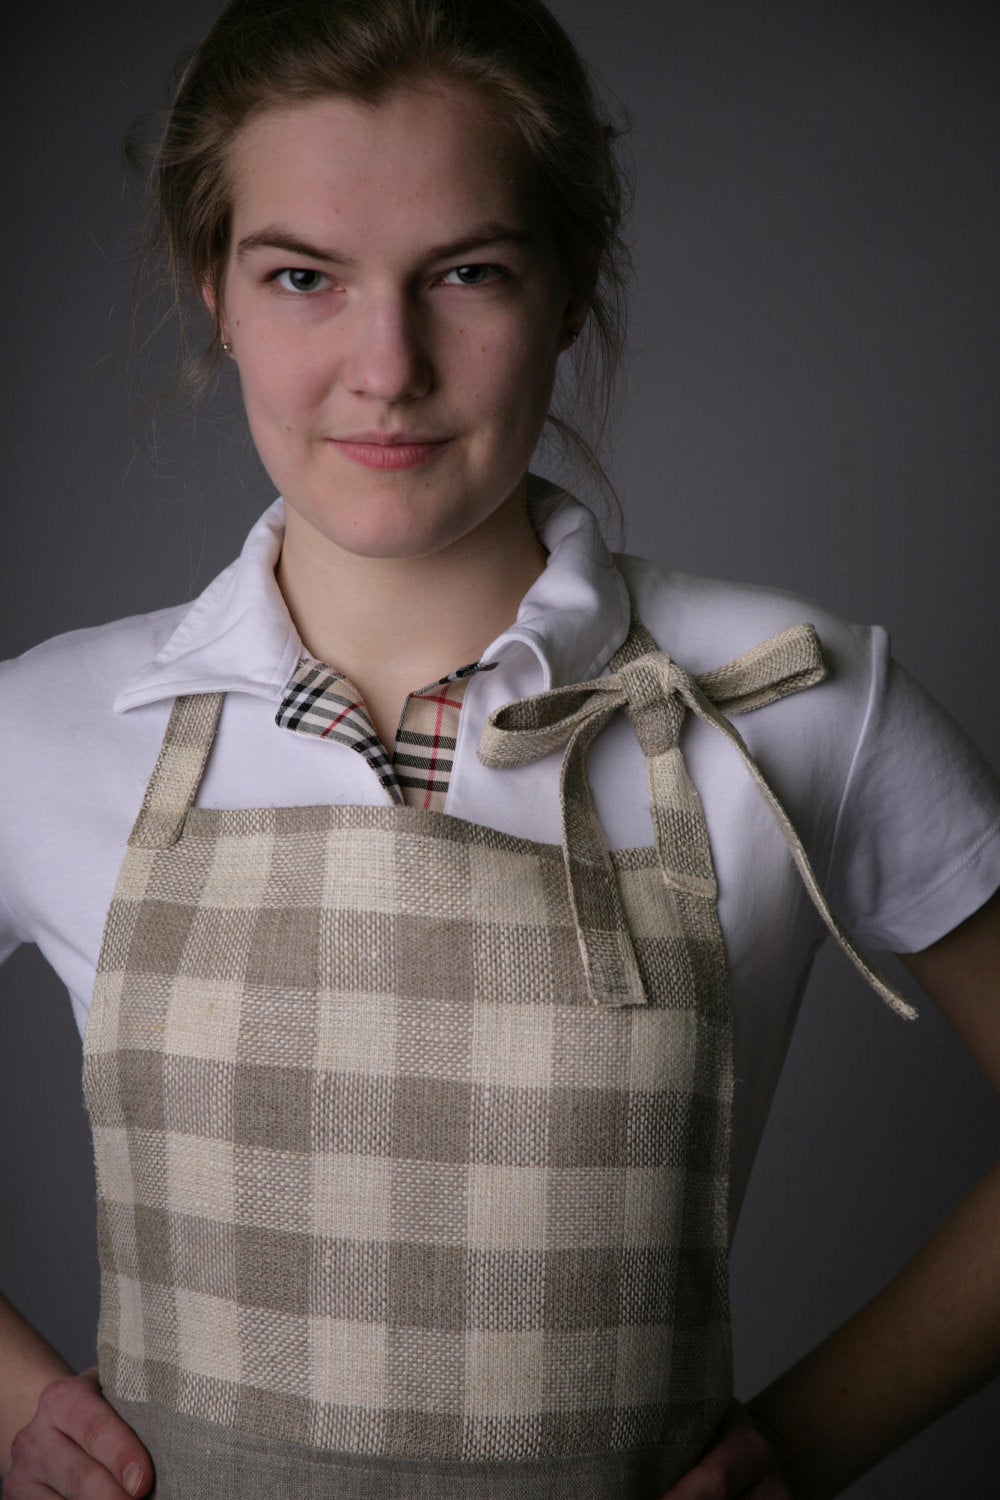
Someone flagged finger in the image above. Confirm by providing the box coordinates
[659,1414,773,1498]
[744,1480,790,1500]
[10,1422,139,1500]
[2,1468,64,1500]
[34,1372,152,1497]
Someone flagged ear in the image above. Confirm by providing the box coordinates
[202,277,228,334]
[202,279,233,354]
[559,293,589,351]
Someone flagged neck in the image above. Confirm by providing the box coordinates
[275,484,547,745]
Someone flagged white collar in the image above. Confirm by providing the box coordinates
[114,482,631,712]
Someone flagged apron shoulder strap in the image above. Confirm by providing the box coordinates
[480,617,917,1019]
[129,693,225,849]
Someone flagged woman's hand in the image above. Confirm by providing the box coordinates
[660,1400,791,1499]
[6,1368,152,1498]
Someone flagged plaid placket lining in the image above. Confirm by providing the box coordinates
[276,655,495,812]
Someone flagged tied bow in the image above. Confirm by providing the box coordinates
[478,622,914,1019]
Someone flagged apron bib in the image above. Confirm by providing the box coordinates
[83,620,907,1498]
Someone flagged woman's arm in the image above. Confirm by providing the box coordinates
[0,1294,151,1497]
[0,1294,72,1471]
[662,887,1000,1500]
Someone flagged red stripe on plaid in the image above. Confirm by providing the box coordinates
[421,689,452,811]
[276,654,495,811]
[320,698,362,737]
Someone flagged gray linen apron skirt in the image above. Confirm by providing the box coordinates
[83,620,910,1498]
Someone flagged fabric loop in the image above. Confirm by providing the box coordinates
[130,693,224,848]
[696,623,827,716]
[478,625,825,769]
[558,703,649,1009]
[480,621,916,1019]
[476,681,625,766]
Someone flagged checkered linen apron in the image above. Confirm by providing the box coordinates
[83,620,909,1499]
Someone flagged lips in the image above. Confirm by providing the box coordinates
[328,432,451,471]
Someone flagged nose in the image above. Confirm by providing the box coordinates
[342,291,433,403]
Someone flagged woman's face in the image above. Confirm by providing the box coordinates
[216,82,582,562]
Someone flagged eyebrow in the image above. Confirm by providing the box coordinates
[235,221,534,267]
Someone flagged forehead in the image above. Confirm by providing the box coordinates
[226,83,545,247]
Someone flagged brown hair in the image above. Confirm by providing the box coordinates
[151,0,632,495]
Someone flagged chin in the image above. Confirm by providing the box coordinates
[327,515,468,563]
[306,490,486,559]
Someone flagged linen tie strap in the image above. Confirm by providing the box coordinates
[479,622,916,1019]
[130,692,225,848]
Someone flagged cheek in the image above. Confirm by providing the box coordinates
[238,346,327,431]
[501,340,561,435]
[469,322,560,424]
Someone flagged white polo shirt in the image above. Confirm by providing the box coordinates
[2,493,997,1220]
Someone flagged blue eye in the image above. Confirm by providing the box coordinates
[274,268,330,293]
[440,264,502,286]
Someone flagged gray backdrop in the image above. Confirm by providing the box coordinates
[2,1,998,1495]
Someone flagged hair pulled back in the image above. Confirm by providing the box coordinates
[154,0,632,489]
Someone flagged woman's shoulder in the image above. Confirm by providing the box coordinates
[0,607,191,816]
[614,552,999,952]
[615,551,876,687]
[0,604,190,721]
[0,606,193,960]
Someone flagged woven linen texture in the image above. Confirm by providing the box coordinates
[108,1397,716,1500]
[85,618,835,1480]
[86,803,731,1464]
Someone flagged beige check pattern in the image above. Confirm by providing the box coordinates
[83,619,841,1482]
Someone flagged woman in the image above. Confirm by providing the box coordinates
[2,1,998,1496]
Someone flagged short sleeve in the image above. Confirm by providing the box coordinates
[0,877,25,967]
[825,626,1000,952]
